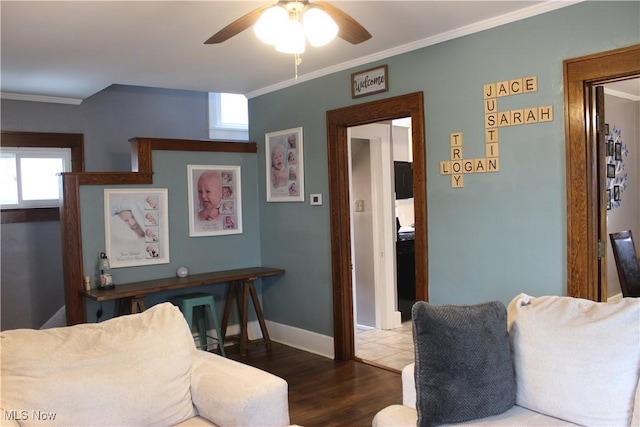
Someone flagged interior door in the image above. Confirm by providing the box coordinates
[594,85,607,301]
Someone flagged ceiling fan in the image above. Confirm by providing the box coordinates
[204,1,372,50]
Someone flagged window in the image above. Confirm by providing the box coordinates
[1,147,71,208]
[208,92,249,140]
[1,131,84,223]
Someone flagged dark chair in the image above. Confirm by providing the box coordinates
[609,230,640,297]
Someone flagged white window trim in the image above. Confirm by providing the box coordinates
[208,93,249,141]
[1,147,71,209]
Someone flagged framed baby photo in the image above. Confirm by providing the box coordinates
[265,127,304,202]
[104,188,170,268]
[187,165,243,237]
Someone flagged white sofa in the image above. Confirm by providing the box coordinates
[374,294,640,426]
[1,303,290,427]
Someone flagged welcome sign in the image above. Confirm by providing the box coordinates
[351,65,388,98]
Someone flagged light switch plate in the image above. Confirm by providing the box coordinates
[310,194,322,205]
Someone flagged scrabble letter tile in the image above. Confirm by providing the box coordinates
[509,79,523,95]
[440,161,451,175]
[538,105,553,122]
[524,108,538,124]
[488,157,500,172]
[451,160,463,174]
[486,143,499,158]
[463,160,474,173]
[475,158,488,173]
[523,76,537,93]
[483,83,496,99]
[498,111,511,127]
[450,132,463,146]
[497,81,510,97]
[451,146,463,160]
[484,98,497,114]
[452,174,464,188]
[485,128,499,143]
[485,113,497,128]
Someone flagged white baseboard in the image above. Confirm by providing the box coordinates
[207,320,334,359]
[607,293,623,302]
[266,320,334,359]
[40,306,66,329]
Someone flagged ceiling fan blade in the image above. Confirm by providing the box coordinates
[314,1,371,45]
[204,4,272,44]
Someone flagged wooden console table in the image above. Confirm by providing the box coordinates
[82,266,284,355]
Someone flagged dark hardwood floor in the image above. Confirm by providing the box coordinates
[225,342,403,427]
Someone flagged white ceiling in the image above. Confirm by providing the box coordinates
[4,0,635,105]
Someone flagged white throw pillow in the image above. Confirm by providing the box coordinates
[1,303,197,426]
[507,294,640,426]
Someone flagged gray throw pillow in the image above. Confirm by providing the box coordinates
[412,300,516,427]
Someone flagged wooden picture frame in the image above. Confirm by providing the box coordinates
[265,127,304,202]
[187,165,242,237]
[351,65,388,98]
[104,188,169,267]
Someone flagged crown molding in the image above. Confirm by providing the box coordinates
[247,1,582,99]
[1,92,83,105]
[604,87,640,102]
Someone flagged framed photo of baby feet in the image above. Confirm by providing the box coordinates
[265,127,304,202]
[104,188,169,267]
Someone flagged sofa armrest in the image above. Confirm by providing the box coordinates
[401,363,416,409]
[190,350,290,427]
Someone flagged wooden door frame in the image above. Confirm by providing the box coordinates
[327,92,427,361]
[564,44,640,300]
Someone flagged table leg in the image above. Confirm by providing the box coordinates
[240,280,250,355]
[131,296,147,313]
[246,279,272,351]
[115,296,146,316]
[220,278,273,355]
[221,281,243,343]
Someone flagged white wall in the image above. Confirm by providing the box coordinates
[352,139,376,327]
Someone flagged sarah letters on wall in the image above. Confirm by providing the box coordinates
[440,76,554,188]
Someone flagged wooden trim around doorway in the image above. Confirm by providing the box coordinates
[326,92,428,361]
[564,44,640,301]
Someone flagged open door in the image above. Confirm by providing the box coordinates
[593,85,607,301]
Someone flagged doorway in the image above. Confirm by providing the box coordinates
[602,78,640,300]
[564,44,640,301]
[326,92,427,361]
[349,121,416,371]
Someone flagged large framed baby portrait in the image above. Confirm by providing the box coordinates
[265,127,304,202]
[104,188,170,268]
[187,165,243,237]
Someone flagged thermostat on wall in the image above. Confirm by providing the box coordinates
[310,194,322,206]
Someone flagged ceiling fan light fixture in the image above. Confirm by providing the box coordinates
[303,7,338,47]
[254,5,288,46]
[275,19,306,54]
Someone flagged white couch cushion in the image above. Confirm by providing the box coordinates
[190,350,290,427]
[1,303,197,426]
[507,294,640,426]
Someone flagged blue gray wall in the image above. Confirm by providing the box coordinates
[251,2,640,336]
[1,86,214,329]
[2,2,638,336]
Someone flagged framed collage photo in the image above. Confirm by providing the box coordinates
[104,188,169,268]
[265,127,304,202]
[188,165,243,237]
